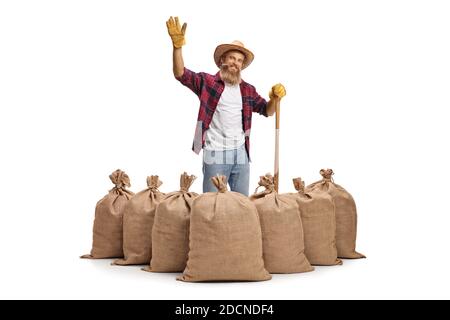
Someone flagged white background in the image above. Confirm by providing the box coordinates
[1,0,449,299]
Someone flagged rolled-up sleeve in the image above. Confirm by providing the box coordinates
[175,67,204,97]
[252,91,268,117]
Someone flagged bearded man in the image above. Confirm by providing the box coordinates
[166,16,286,196]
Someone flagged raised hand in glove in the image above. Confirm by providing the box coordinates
[166,16,187,48]
[269,83,286,100]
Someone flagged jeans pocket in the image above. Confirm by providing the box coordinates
[235,145,248,165]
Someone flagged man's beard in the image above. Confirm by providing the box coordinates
[220,65,241,85]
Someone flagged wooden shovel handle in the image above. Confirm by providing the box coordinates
[274,99,281,193]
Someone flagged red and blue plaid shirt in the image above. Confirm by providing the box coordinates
[176,67,268,161]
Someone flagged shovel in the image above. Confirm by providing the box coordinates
[274,99,281,192]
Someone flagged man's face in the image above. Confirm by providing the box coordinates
[220,51,245,85]
[222,51,245,72]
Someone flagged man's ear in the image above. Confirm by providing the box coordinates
[221,54,229,64]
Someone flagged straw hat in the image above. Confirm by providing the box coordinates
[214,40,254,70]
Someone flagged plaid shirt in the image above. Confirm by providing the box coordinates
[176,67,268,161]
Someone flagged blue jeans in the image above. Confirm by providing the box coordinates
[202,144,250,196]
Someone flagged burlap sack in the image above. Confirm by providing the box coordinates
[113,175,164,265]
[307,169,365,259]
[290,177,342,266]
[81,169,134,259]
[178,175,271,282]
[250,174,313,274]
[145,172,199,273]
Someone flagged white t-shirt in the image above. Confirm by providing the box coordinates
[204,83,245,150]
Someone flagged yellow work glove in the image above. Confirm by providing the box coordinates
[269,83,286,100]
[166,16,187,48]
